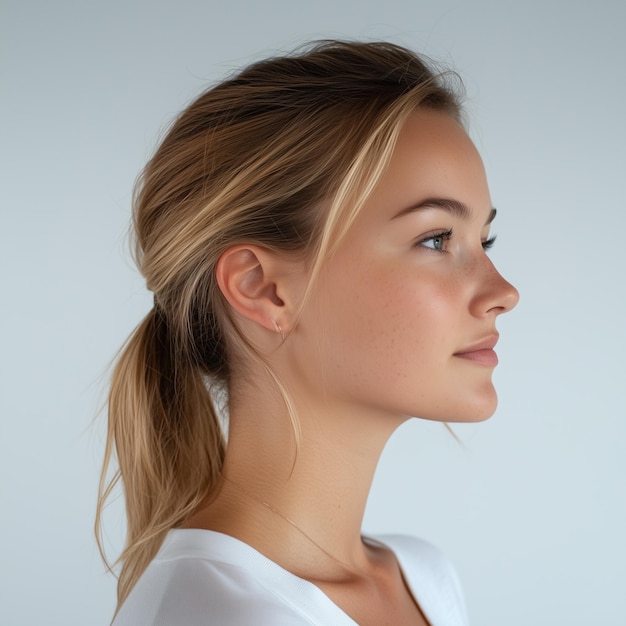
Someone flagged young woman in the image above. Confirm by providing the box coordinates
[98,40,519,625]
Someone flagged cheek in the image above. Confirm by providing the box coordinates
[321,261,459,383]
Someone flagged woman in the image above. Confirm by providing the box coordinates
[98,40,519,625]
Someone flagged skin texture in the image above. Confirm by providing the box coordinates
[188,110,519,625]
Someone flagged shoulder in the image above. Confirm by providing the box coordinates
[370,534,470,626]
[112,530,319,626]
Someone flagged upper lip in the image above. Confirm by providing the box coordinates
[454,333,499,354]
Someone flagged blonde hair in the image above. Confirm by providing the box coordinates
[97,39,462,610]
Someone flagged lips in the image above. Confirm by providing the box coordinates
[453,334,499,366]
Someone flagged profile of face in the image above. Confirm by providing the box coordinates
[284,109,519,424]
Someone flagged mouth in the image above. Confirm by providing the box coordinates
[453,334,499,366]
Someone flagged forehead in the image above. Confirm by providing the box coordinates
[360,109,491,223]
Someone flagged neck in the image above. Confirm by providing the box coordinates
[188,382,405,578]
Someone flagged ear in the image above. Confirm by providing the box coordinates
[215,244,299,333]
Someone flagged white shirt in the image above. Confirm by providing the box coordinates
[113,529,469,625]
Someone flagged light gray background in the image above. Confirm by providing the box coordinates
[2,1,625,624]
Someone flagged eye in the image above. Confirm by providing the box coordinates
[482,235,497,251]
[417,229,452,252]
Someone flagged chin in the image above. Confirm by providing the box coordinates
[450,393,498,423]
[415,390,498,424]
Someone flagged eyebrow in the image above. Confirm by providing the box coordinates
[393,197,497,225]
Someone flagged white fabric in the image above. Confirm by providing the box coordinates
[113,529,469,625]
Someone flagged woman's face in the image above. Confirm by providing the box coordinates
[287,109,519,424]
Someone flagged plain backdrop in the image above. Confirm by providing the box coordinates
[2,1,625,624]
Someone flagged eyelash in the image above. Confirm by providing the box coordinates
[416,229,497,252]
[482,235,497,250]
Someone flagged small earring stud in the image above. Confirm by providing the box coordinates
[273,320,285,341]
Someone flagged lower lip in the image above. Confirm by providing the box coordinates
[454,349,498,366]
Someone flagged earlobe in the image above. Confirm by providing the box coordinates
[216,245,288,333]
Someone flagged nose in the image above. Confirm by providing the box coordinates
[470,257,519,317]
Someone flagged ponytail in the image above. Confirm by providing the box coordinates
[97,305,225,608]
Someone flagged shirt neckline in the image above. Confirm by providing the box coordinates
[158,528,432,625]
[159,528,359,624]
